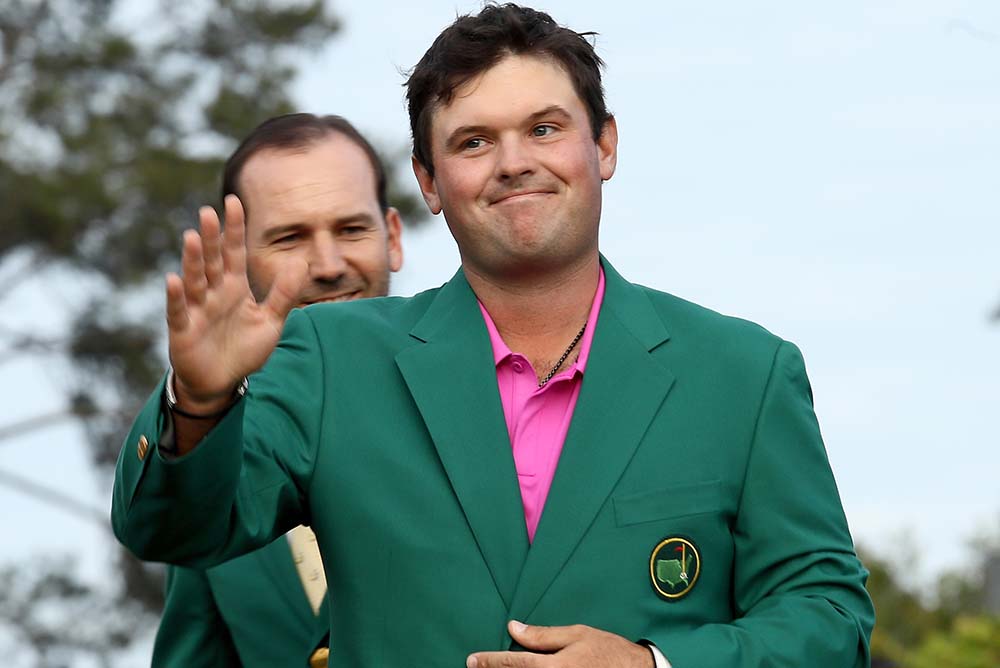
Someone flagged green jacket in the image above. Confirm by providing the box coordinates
[113,259,874,668]
[151,539,329,667]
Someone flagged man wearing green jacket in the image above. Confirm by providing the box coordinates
[149,113,402,667]
[114,5,874,667]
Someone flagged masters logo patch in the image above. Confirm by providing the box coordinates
[650,536,700,600]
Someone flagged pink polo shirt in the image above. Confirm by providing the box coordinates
[477,268,605,542]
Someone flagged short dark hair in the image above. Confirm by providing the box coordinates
[221,113,390,213]
[406,3,611,176]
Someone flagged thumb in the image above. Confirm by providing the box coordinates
[508,620,580,652]
[262,258,309,323]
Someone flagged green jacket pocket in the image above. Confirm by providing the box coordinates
[613,480,724,527]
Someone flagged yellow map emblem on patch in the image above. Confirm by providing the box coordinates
[650,537,700,600]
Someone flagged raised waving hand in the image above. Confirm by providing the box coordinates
[165,195,308,414]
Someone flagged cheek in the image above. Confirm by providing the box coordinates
[437,164,488,207]
[344,242,389,272]
[558,144,599,181]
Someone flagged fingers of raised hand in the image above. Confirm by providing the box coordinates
[261,257,309,326]
[181,229,208,305]
[222,194,247,276]
[165,272,189,333]
[199,206,224,287]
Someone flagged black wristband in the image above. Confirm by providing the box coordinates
[164,368,248,419]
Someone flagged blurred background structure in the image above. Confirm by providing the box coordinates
[1,1,997,666]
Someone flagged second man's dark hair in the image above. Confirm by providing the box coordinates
[221,113,390,214]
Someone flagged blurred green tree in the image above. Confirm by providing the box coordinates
[861,545,958,666]
[0,0,424,662]
[907,616,1000,668]
[861,525,999,668]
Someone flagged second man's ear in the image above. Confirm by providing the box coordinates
[384,207,404,273]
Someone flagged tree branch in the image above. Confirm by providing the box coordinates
[0,409,80,443]
[0,465,108,528]
[0,332,65,367]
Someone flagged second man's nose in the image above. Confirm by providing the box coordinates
[309,234,348,281]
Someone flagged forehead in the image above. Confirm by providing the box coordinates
[430,54,585,139]
[239,134,379,222]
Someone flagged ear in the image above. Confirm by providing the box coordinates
[384,207,404,273]
[597,115,618,182]
[411,155,442,215]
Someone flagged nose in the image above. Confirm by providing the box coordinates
[495,135,535,180]
[309,232,347,282]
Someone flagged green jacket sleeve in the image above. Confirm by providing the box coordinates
[111,308,325,567]
[151,566,241,667]
[649,342,874,668]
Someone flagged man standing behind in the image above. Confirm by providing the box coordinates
[150,113,403,667]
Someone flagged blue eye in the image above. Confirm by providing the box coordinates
[532,125,555,137]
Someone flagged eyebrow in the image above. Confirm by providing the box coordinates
[526,105,573,125]
[260,213,378,241]
[444,105,574,149]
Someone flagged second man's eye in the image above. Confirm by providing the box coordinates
[532,125,555,137]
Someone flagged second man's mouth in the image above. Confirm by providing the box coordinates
[300,290,363,306]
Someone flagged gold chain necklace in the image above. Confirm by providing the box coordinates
[538,322,587,387]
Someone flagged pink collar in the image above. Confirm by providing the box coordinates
[478,267,606,377]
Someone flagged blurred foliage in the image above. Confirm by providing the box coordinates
[0,0,422,662]
[863,547,945,664]
[860,526,1000,668]
[0,557,153,667]
[907,616,1000,668]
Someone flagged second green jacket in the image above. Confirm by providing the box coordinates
[151,538,329,667]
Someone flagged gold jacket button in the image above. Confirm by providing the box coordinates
[309,647,329,668]
[137,435,149,460]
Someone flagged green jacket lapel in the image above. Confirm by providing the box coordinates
[508,259,675,622]
[394,270,529,610]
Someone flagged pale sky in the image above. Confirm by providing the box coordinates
[1,1,998,661]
